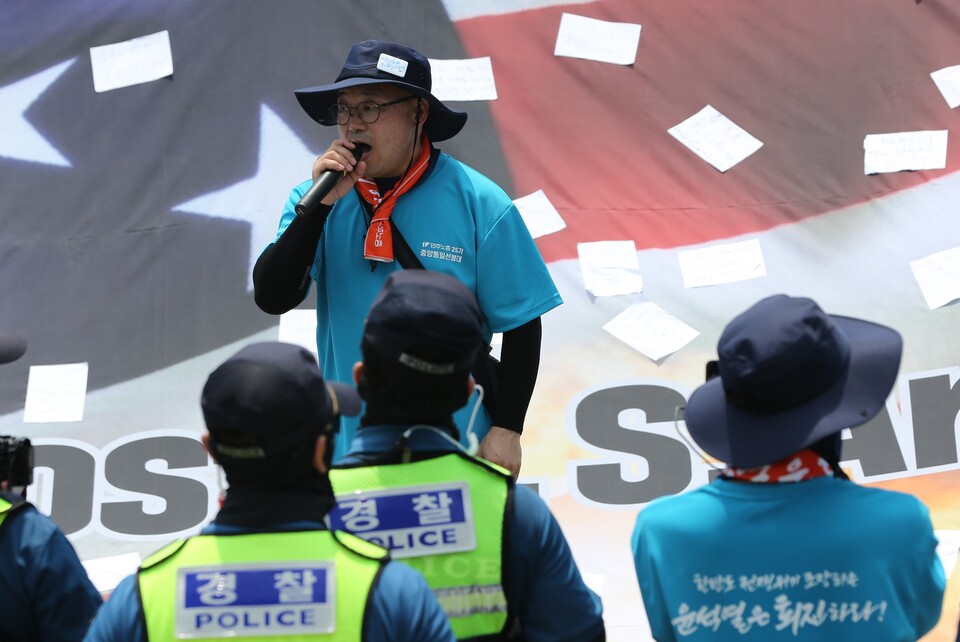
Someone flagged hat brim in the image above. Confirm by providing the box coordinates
[327,381,362,419]
[684,315,902,468]
[295,78,467,142]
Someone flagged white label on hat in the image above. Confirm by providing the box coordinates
[377,53,408,78]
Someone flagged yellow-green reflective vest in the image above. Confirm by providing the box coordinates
[137,529,387,640]
[330,451,510,640]
[0,496,26,530]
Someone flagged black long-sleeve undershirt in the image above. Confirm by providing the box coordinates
[252,204,332,315]
[252,206,543,434]
[493,318,541,433]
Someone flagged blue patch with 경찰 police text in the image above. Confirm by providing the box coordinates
[175,561,335,638]
[330,481,476,558]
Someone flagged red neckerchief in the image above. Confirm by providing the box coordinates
[722,448,834,483]
[356,135,432,262]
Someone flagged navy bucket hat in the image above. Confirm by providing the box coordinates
[684,295,902,468]
[295,40,467,142]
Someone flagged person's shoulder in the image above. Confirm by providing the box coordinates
[508,484,560,533]
[291,177,313,195]
[369,560,456,641]
[378,559,425,587]
[632,483,722,534]
[83,574,143,642]
[833,480,933,518]
[434,153,509,198]
[374,560,440,609]
[0,495,34,519]
[3,501,61,536]
[511,483,547,510]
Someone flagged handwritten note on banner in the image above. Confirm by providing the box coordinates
[89,30,174,93]
[909,245,960,309]
[577,240,643,297]
[513,189,566,239]
[429,57,498,102]
[23,363,89,423]
[863,130,948,175]
[668,105,763,173]
[554,13,642,65]
[679,239,767,288]
[930,65,960,109]
[602,301,699,361]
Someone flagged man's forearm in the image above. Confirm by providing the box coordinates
[252,204,331,314]
[492,317,542,433]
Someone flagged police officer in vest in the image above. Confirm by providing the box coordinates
[0,332,103,641]
[84,341,454,641]
[330,271,605,641]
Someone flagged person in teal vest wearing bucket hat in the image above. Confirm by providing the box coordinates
[253,40,562,480]
[631,295,946,641]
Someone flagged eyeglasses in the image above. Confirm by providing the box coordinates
[329,95,418,125]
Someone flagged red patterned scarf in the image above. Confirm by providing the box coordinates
[356,135,432,262]
[722,449,834,483]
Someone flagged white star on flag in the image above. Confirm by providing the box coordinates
[0,59,75,166]
[173,104,318,290]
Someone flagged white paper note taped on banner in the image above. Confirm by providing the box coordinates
[23,363,89,423]
[554,13,642,65]
[602,301,699,362]
[429,57,498,102]
[909,245,960,309]
[577,240,644,297]
[279,309,319,355]
[863,130,948,175]
[668,105,763,173]
[678,238,767,288]
[514,189,566,239]
[89,30,174,93]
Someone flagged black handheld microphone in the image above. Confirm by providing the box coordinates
[295,143,370,218]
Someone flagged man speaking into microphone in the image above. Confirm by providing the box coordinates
[253,40,561,478]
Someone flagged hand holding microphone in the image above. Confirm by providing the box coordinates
[295,142,370,218]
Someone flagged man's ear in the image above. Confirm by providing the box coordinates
[352,361,364,386]
[417,98,429,126]
[201,433,218,463]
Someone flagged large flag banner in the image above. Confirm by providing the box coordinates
[1,1,958,639]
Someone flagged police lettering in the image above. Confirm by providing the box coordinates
[369,526,457,552]
[194,607,316,630]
